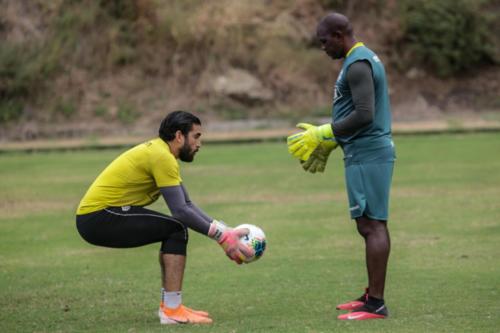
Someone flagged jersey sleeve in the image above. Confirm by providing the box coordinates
[333,60,375,137]
[160,185,212,235]
[151,153,182,187]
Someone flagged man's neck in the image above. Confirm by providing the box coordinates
[344,37,358,57]
[167,141,180,159]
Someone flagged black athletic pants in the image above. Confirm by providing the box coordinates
[76,206,188,255]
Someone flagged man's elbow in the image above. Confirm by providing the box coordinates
[356,110,373,128]
[171,207,192,223]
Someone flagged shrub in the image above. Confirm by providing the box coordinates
[0,41,61,123]
[0,99,23,123]
[94,105,108,117]
[399,0,496,77]
[117,101,137,124]
[54,98,77,119]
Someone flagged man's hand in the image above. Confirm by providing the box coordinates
[287,123,336,161]
[300,139,338,173]
[293,123,338,173]
[209,220,255,264]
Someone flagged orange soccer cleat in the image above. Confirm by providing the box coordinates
[158,303,212,324]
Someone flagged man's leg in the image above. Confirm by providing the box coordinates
[159,253,185,291]
[338,215,390,320]
[157,222,212,323]
[76,207,211,323]
[355,215,390,299]
[338,156,394,320]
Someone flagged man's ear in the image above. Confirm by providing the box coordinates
[175,130,184,142]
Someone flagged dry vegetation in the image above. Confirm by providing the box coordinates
[0,0,498,141]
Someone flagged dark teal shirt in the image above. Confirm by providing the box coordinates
[333,44,392,150]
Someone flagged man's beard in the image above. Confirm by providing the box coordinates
[179,141,196,162]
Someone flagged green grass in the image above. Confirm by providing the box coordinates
[1,133,499,332]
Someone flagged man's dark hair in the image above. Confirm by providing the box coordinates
[158,110,201,142]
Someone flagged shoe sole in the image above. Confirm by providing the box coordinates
[159,304,210,317]
[160,317,186,325]
[337,312,387,320]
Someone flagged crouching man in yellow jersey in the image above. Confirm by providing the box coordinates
[76,110,253,325]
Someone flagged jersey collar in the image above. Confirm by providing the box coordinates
[346,42,364,57]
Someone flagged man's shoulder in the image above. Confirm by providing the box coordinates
[119,138,174,166]
[130,138,168,155]
[148,139,178,167]
[350,46,378,61]
[347,60,372,75]
[140,137,164,149]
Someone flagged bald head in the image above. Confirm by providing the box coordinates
[316,13,355,59]
[317,13,353,37]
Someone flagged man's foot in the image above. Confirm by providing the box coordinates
[160,302,210,318]
[183,305,210,318]
[159,304,213,324]
[336,288,368,310]
[337,303,388,320]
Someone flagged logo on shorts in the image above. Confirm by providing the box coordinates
[121,206,131,212]
[349,205,360,211]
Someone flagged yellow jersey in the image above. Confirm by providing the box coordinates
[77,138,181,215]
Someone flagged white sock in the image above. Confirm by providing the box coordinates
[161,288,182,309]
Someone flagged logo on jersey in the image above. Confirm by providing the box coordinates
[373,55,380,63]
[333,69,344,103]
[333,85,342,103]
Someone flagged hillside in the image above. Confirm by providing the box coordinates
[1,0,499,141]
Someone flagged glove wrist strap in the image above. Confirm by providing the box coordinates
[208,219,227,242]
[318,123,334,140]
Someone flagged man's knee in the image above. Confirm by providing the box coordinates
[355,216,387,238]
[160,224,189,255]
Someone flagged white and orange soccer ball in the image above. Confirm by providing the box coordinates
[236,224,267,263]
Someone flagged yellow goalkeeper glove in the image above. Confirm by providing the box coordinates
[300,139,338,173]
[287,122,336,161]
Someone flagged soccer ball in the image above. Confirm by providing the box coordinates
[236,224,267,263]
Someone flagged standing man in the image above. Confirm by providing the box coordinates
[76,110,253,325]
[287,13,395,320]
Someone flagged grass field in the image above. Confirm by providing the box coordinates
[1,133,499,332]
